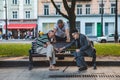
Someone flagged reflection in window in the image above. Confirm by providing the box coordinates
[109,34,114,37]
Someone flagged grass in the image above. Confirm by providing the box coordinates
[94,43,120,56]
[0,43,120,57]
[0,43,31,57]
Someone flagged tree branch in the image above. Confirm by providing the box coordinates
[63,0,70,14]
[51,0,69,19]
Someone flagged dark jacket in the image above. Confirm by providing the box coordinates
[64,33,95,57]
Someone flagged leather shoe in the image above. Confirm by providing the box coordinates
[79,67,87,71]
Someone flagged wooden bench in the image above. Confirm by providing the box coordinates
[29,41,96,70]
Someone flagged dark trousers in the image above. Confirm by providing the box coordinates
[55,36,66,42]
[55,36,66,60]
[72,50,96,67]
[72,52,87,67]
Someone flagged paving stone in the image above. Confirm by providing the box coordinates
[0,67,120,80]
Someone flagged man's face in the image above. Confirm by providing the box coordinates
[58,23,63,28]
[48,31,55,38]
[72,33,79,39]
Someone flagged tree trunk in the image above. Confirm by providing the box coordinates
[68,13,76,40]
[68,13,76,33]
[69,17,76,32]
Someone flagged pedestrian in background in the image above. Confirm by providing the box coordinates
[0,31,2,40]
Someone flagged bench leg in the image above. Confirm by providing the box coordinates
[92,52,97,69]
[29,50,33,70]
[92,56,96,69]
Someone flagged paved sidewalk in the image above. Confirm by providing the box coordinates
[0,66,120,80]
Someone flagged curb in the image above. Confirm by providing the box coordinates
[0,61,120,67]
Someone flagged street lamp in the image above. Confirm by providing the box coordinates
[114,0,118,43]
[4,0,8,40]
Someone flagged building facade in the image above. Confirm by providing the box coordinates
[38,0,120,37]
[0,0,37,39]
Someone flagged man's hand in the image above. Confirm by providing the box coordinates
[46,42,51,45]
[59,47,65,53]
[43,44,47,48]
[66,38,70,42]
[44,42,51,48]
[54,48,59,52]
[76,49,80,52]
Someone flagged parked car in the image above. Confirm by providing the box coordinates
[87,36,97,42]
[97,33,120,43]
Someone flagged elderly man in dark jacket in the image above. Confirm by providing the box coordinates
[59,29,96,71]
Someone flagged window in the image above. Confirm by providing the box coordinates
[77,5,82,15]
[105,23,108,35]
[56,5,60,15]
[105,22,114,35]
[99,4,104,14]
[76,21,80,32]
[109,34,114,37]
[111,4,115,14]
[43,23,55,33]
[25,0,30,4]
[86,4,90,14]
[44,5,49,15]
[25,11,30,18]
[12,11,17,19]
[85,23,94,36]
[12,0,17,4]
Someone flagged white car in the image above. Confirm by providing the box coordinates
[97,34,120,43]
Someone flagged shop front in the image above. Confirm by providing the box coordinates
[4,23,37,39]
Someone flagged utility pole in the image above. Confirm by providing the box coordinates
[114,0,118,43]
[4,0,8,40]
[101,0,103,36]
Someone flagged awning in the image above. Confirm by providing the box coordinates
[4,23,37,29]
